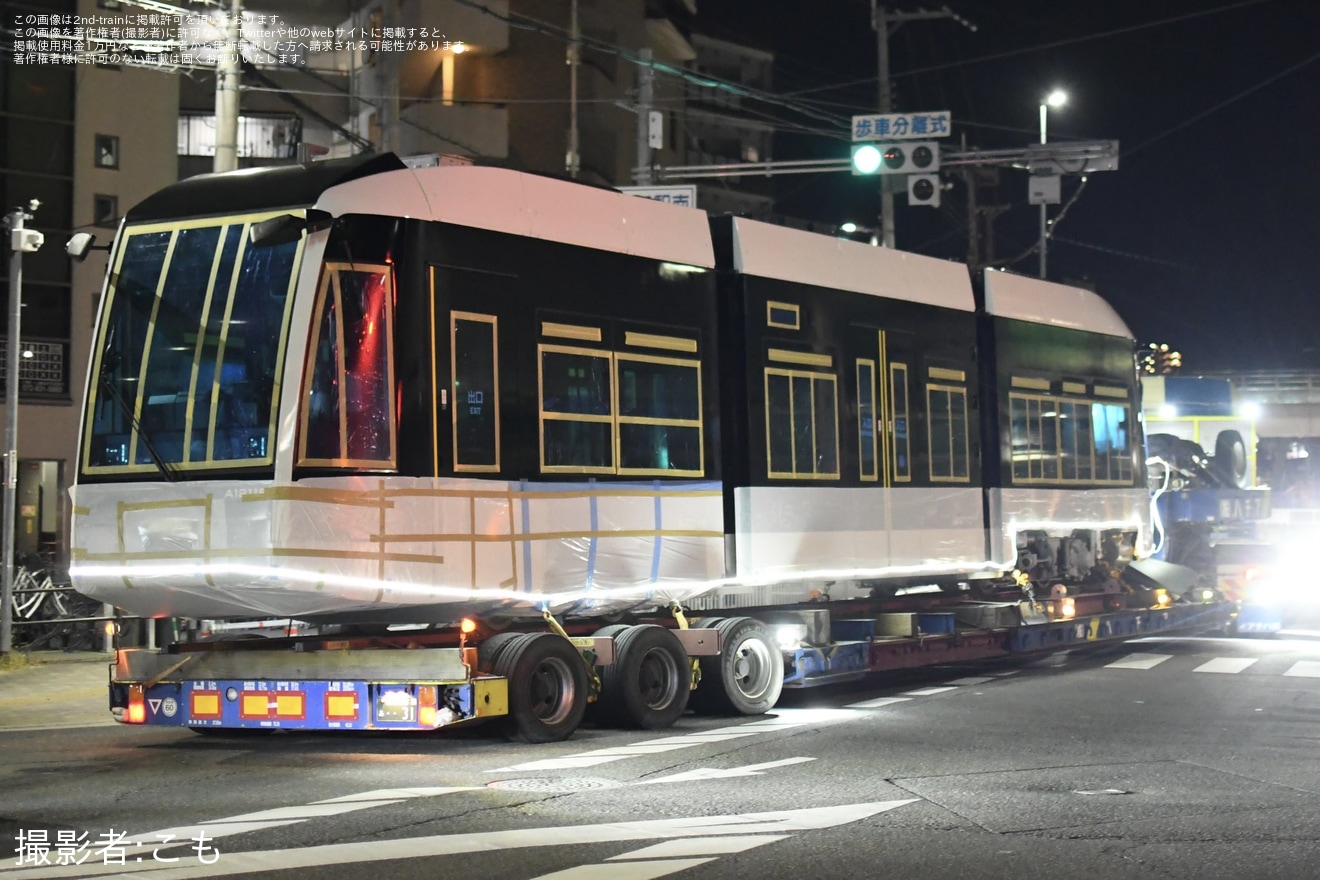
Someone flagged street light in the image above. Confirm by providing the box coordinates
[1038,89,1066,279]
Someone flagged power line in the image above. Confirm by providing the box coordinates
[450,0,854,130]
[1124,48,1320,160]
[783,0,1277,97]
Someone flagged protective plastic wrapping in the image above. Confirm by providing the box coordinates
[989,486,1152,562]
[69,477,726,621]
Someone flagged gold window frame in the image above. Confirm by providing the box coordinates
[82,211,304,475]
[889,362,911,483]
[856,358,878,482]
[766,300,800,330]
[764,366,840,480]
[451,311,501,473]
[538,343,615,475]
[1008,391,1133,486]
[297,261,398,469]
[926,382,971,483]
[615,351,704,477]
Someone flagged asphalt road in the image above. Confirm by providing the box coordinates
[2,634,1318,880]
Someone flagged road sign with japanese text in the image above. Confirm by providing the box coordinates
[851,112,952,141]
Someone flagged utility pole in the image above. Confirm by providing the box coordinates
[634,48,654,185]
[566,0,580,178]
[870,3,975,248]
[214,0,242,172]
[2,201,42,654]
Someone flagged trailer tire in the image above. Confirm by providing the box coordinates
[690,617,782,716]
[596,624,689,729]
[477,632,526,674]
[492,633,588,743]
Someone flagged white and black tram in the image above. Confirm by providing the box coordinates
[71,152,1147,637]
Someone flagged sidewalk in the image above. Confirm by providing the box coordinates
[0,651,117,731]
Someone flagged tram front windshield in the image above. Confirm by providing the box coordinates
[81,214,303,479]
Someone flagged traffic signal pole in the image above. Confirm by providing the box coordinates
[2,202,42,655]
[870,4,976,247]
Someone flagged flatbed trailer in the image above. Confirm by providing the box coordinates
[109,598,1233,739]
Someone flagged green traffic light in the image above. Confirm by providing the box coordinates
[851,144,883,174]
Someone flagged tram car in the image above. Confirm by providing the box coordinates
[69,153,1147,625]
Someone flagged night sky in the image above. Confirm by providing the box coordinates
[694,0,1320,372]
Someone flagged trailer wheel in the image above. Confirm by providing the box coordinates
[596,624,689,729]
[492,633,588,743]
[477,632,526,674]
[690,617,783,716]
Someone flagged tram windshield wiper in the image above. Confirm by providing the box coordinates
[97,360,179,484]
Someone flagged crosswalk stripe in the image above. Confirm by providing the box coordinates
[1105,653,1172,670]
[846,696,912,709]
[1193,657,1259,674]
[902,686,957,696]
[1284,661,1320,678]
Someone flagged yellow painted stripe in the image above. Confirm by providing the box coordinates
[1062,381,1086,394]
[625,331,698,353]
[1094,385,1129,399]
[768,348,832,368]
[1011,376,1050,390]
[542,322,601,342]
[928,366,965,382]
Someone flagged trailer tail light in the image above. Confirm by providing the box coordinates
[418,686,438,728]
[126,685,146,724]
[1058,597,1076,619]
[1155,589,1172,608]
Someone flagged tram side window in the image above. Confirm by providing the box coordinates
[299,263,396,468]
[928,384,970,481]
[452,313,499,471]
[1092,402,1132,482]
[857,359,877,481]
[890,363,911,482]
[765,368,839,479]
[617,355,702,475]
[540,346,613,472]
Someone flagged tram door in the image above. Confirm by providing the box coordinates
[851,326,914,489]
[429,264,512,478]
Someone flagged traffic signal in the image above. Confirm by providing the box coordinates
[882,141,940,173]
[907,173,940,207]
[850,141,940,175]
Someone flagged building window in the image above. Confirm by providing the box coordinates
[177,113,300,159]
[93,194,118,228]
[540,346,614,472]
[95,134,119,169]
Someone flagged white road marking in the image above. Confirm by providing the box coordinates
[489,708,861,773]
[606,836,789,859]
[124,788,477,855]
[0,800,919,880]
[635,757,815,785]
[947,676,995,685]
[1105,653,1172,670]
[902,686,957,696]
[1193,657,1258,674]
[1284,661,1320,678]
[846,696,912,709]
[531,859,714,879]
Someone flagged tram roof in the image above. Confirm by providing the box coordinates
[314,163,715,268]
[982,268,1135,339]
[123,153,407,223]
